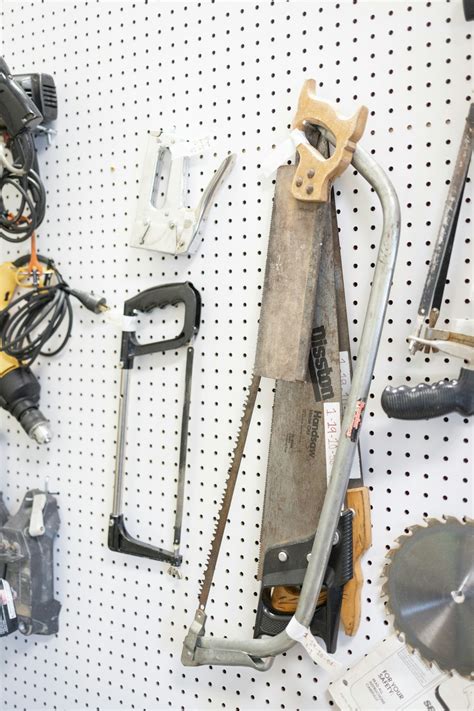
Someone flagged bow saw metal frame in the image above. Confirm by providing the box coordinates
[181,133,401,670]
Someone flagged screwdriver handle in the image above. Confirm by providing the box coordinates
[382,367,474,420]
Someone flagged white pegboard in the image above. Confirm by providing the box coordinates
[0,1,472,709]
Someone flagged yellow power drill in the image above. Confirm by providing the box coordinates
[0,258,51,444]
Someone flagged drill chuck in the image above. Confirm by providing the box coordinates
[0,364,52,444]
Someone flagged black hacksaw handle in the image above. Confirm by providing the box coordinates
[121,282,201,368]
[381,367,474,419]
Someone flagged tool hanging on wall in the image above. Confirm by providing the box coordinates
[0,56,57,243]
[108,282,201,577]
[382,517,473,679]
[331,188,373,639]
[131,130,236,255]
[255,135,347,653]
[254,132,372,651]
[0,248,108,443]
[0,486,60,636]
[182,79,400,670]
[382,104,474,420]
[262,135,371,651]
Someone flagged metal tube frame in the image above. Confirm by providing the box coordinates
[181,139,401,669]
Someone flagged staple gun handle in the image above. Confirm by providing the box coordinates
[121,282,201,367]
[381,367,474,419]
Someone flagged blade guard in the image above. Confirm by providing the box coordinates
[291,79,368,202]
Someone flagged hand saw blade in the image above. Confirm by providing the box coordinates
[254,164,331,383]
[257,177,342,578]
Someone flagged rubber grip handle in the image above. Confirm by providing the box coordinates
[0,57,43,135]
[381,367,474,419]
[121,282,201,368]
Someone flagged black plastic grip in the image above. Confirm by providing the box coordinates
[382,367,474,420]
[121,282,201,368]
[254,509,353,653]
[108,514,182,567]
[0,57,43,136]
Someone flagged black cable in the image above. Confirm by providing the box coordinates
[0,133,46,243]
[1,284,73,365]
[1,258,108,366]
[0,265,72,365]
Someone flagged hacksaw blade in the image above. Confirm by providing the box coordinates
[258,179,342,578]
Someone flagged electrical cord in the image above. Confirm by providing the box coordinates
[0,259,108,366]
[0,132,47,243]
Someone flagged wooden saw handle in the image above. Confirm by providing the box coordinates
[341,486,372,636]
[291,79,368,203]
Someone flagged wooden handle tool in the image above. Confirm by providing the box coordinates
[291,78,368,202]
[341,486,372,636]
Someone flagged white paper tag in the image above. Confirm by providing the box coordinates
[104,310,138,332]
[260,128,309,178]
[323,402,341,483]
[339,351,351,408]
[330,634,473,710]
[162,133,211,159]
[286,616,342,674]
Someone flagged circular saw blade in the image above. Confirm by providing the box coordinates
[382,517,474,679]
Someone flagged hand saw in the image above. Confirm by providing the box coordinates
[193,86,367,617]
[182,79,400,670]
[255,136,351,653]
[254,135,371,650]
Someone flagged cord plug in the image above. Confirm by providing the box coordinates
[70,290,109,314]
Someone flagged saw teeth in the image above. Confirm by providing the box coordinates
[381,517,474,679]
[197,374,260,604]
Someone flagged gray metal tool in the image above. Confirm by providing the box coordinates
[131,131,235,255]
[382,518,474,679]
[181,82,400,670]
[331,183,372,639]
[108,282,200,577]
[0,488,60,635]
[382,104,473,419]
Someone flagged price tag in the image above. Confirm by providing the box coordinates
[286,616,342,674]
[323,402,341,483]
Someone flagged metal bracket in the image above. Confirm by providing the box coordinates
[408,331,474,364]
[131,131,236,255]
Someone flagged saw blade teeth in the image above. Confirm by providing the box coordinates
[381,517,474,679]
[197,373,261,608]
